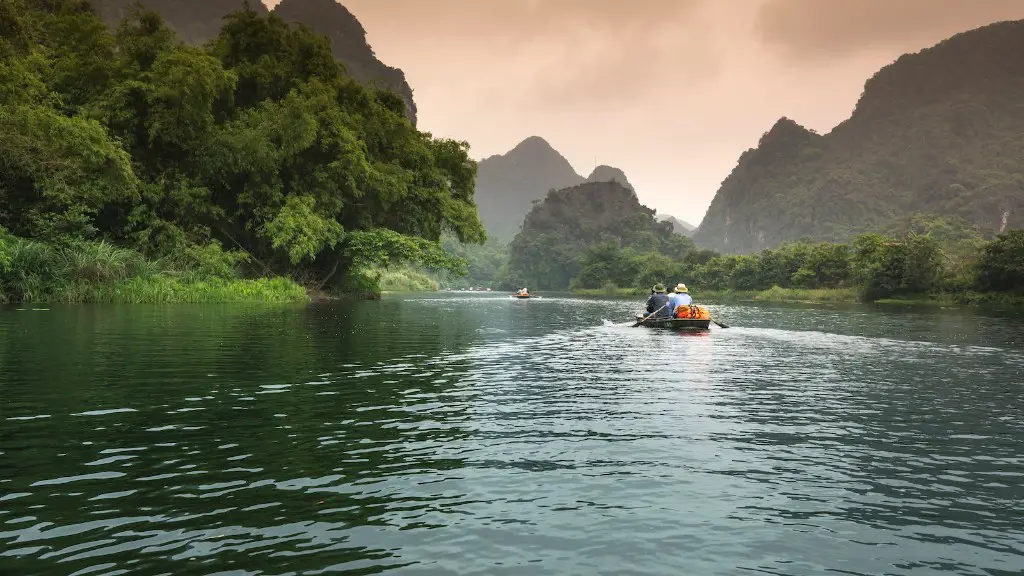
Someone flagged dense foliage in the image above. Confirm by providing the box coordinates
[0,0,483,302]
[0,227,306,303]
[574,219,1024,302]
[501,181,699,290]
[86,0,417,124]
[694,20,1024,253]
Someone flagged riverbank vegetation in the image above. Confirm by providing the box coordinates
[0,231,306,303]
[570,223,1024,306]
[375,264,440,293]
[0,0,483,304]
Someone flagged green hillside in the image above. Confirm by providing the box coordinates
[694,20,1024,253]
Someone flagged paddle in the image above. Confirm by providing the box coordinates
[711,318,730,329]
[632,304,667,327]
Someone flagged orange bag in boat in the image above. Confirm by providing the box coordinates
[674,305,710,320]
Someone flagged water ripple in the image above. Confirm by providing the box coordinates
[1,297,1022,574]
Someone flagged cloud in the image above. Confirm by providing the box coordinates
[333,0,714,110]
[755,0,1024,59]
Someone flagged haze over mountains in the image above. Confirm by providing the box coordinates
[474,137,642,240]
[87,0,417,124]
[658,215,696,236]
[693,19,1024,253]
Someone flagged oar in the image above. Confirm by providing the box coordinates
[711,317,730,329]
[632,304,667,327]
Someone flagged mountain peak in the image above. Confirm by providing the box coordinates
[507,136,557,154]
[759,117,816,147]
[475,137,585,240]
[585,165,633,191]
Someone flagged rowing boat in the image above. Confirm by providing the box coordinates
[514,294,531,299]
[633,314,710,330]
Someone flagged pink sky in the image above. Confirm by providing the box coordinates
[266,0,1024,224]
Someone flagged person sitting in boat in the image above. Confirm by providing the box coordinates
[644,283,673,318]
[668,283,692,314]
[517,287,528,296]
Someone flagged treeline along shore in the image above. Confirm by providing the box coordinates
[568,225,1024,307]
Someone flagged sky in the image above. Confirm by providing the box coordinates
[266,0,1024,225]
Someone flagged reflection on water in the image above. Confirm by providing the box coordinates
[1,295,1022,575]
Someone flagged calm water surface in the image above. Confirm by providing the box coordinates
[1,294,1023,575]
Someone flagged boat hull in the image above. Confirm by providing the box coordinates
[514,295,531,299]
[633,315,710,330]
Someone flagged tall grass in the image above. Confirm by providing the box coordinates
[751,286,860,303]
[375,264,440,292]
[0,235,307,304]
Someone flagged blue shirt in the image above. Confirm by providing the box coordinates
[668,292,692,313]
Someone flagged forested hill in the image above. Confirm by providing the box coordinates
[475,137,635,240]
[86,0,417,124]
[1,0,481,299]
[693,20,1024,254]
[501,181,692,290]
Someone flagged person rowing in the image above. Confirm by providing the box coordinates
[643,283,673,319]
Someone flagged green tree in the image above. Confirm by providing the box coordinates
[0,0,485,296]
[976,230,1024,293]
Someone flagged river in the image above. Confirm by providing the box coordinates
[1,294,1022,575]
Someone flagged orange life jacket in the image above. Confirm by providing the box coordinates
[674,304,710,320]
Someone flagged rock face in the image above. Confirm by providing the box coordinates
[272,0,416,125]
[87,0,417,124]
[474,137,636,240]
[693,20,1024,253]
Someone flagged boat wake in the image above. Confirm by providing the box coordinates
[601,319,636,327]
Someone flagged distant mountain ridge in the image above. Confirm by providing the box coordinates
[658,215,696,236]
[694,19,1024,253]
[475,137,635,240]
[87,0,417,124]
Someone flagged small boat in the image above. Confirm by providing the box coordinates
[633,314,710,331]
[514,293,531,299]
